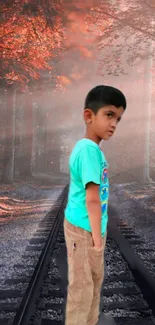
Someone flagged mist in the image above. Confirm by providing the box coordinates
[0,0,155,185]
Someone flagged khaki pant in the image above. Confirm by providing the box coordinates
[64,219,107,325]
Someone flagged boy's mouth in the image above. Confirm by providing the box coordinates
[107,130,114,135]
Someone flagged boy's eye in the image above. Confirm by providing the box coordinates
[107,113,113,118]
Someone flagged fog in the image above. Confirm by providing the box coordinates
[0,0,155,185]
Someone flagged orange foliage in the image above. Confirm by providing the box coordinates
[0,0,64,85]
[0,0,115,89]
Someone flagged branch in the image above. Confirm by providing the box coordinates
[142,0,155,9]
[41,0,56,32]
[31,21,41,41]
[0,31,14,40]
[95,9,155,40]
[0,44,13,50]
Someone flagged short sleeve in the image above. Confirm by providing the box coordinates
[78,145,101,188]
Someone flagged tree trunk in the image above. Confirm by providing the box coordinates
[19,92,33,178]
[1,87,16,183]
[13,91,33,179]
[31,99,37,175]
[0,87,6,180]
[143,41,153,182]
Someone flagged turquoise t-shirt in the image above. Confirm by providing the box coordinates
[65,138,109,237]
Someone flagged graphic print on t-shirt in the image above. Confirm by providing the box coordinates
[102,167,108,183]
[100,162,109,213]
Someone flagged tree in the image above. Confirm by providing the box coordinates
[1,0,155,182]
[0,0,65,182]
[1,1,155,87]
[85,1,155,77]
[0,0,64,87]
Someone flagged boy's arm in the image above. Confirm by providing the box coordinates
[86,182,102,248]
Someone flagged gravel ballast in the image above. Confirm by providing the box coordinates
[109,182,155,278]
[0,184,65,287]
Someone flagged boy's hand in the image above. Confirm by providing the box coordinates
[93,240,103,249]
[86,182,102,247]
[93,236,103,248]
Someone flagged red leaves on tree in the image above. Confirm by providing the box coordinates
[0,0,64,86]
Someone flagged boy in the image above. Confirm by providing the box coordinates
[64,85,126,325]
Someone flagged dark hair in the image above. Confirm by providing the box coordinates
[84,85,126,114]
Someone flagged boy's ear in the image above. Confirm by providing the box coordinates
[84,109,93,124]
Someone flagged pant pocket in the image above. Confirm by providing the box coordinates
[66,237,76,260]
[88,245,104,277]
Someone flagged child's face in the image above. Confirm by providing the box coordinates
[85,105,124,141]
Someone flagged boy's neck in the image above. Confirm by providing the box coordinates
[83,129,101,145]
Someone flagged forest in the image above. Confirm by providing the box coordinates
[0,0,155,183]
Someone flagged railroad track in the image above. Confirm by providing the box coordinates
[117,220,155,277]
[109,220,155,311]
[0,189,155,325]
[103,237,155,325]
[0,186,68,325]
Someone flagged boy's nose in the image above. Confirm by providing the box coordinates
[110,120,117,129]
